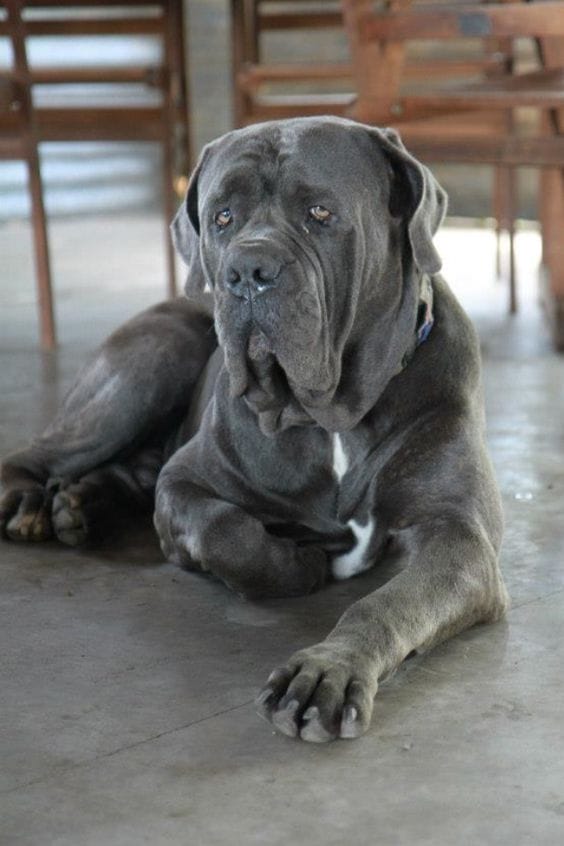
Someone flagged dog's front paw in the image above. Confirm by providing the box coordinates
[256,640,378,743]
[153,511,203,572]
[0,487,53,542]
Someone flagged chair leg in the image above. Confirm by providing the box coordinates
[508,242,517,314]
[27,147,56,350]
[493,167,503,279]
[163,134,177,299]
[493,165,518,313]
[162,0,186,298]
[539,167,564,350]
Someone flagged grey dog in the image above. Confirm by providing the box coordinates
[0,117,509,743]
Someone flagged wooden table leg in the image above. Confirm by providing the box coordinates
[537,36,564,350]
[539,166,564,349]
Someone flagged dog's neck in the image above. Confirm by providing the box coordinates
[239,273,435,437]
[399,273,434,372]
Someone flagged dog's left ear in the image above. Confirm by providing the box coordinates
[170,145,211,296]
[373,127,447,275]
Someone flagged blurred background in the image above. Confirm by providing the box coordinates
[1,0,563,352]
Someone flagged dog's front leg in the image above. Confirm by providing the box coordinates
[154,469,327,600]
[257,517,509,743]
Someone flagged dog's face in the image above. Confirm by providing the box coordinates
[173,117,446,433]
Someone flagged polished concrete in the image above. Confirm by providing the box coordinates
[1,218,563,845]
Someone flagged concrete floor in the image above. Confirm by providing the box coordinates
[1,217,563,845]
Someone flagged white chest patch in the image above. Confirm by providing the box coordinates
[332,433,349,482]
[332,517,375,581]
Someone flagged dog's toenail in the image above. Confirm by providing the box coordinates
[302,706,319,721]
[344,705,358,723]
[256,688,274,707]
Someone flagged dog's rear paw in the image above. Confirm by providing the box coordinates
[52,487,91,546]
[0,488,53,542]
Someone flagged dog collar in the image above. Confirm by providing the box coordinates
[416,284,434,346]
[401,275,434,370]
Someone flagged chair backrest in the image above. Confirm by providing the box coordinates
[0,1,36,160]
[0,0,189,162]
[232,0,520,126]
[232,0,353,125]
[341,0,564,125]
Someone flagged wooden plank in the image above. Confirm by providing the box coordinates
[29,67,163,85]
[402,135,564,166]
[0,18,163,36]
[245,93,353,121]
[257,0,341,4]
[231,0,249,125]
[540,264,564,349]
[342,0,412,123]
[23,0,162,6]
[361,2,564,42]
[238,62,353,87]
[35,107,165,142]
[238,56,508,90]
[0,77,17,109]
[0,108,22,135]
[539,37,564,130]
[396,69,564,115]
[396,111,510,138]
[0,134,26,159]
[259,11,343,30]
[537,43,564,337]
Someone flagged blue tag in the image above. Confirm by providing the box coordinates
[417,317,434,345]
[416,298,434,346]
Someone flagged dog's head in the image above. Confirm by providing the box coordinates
[172,117,446,434]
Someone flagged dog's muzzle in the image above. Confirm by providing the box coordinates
[223,241,292,302]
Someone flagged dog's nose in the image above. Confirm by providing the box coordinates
[225,251,281,299]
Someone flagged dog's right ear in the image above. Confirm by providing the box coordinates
[170,146,210,297]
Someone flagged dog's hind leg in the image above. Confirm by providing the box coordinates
[50,444,163,546]
[0,299,216,543]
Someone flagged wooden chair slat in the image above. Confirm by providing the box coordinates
[35,107,166,141]
[361,2,564,41]
[0,17,164,36]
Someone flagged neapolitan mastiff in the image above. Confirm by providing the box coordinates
[0,117,509,742]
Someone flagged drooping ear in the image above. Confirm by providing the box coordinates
[170,146,210,296]
[373,126,448,275]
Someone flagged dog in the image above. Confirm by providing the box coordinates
[0,117,509,743]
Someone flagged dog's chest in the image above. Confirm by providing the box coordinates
[329,433,377,580]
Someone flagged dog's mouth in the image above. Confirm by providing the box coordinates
[247,326,273,362]
[214,276,339,432]
[243,328,293,413]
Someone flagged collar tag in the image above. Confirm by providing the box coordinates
[399,276,434,371]
[415,274,434,347]
[416,301,434,346]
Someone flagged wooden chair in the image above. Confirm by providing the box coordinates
[1,0,54,349]
[231,0,353,125]
[341,0,564,335]
[231,0,518,124]
[231,0,519,303]
[0,0,190,348]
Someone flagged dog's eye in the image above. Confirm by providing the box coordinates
[215,208,232,229]
[308,205,332,224]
